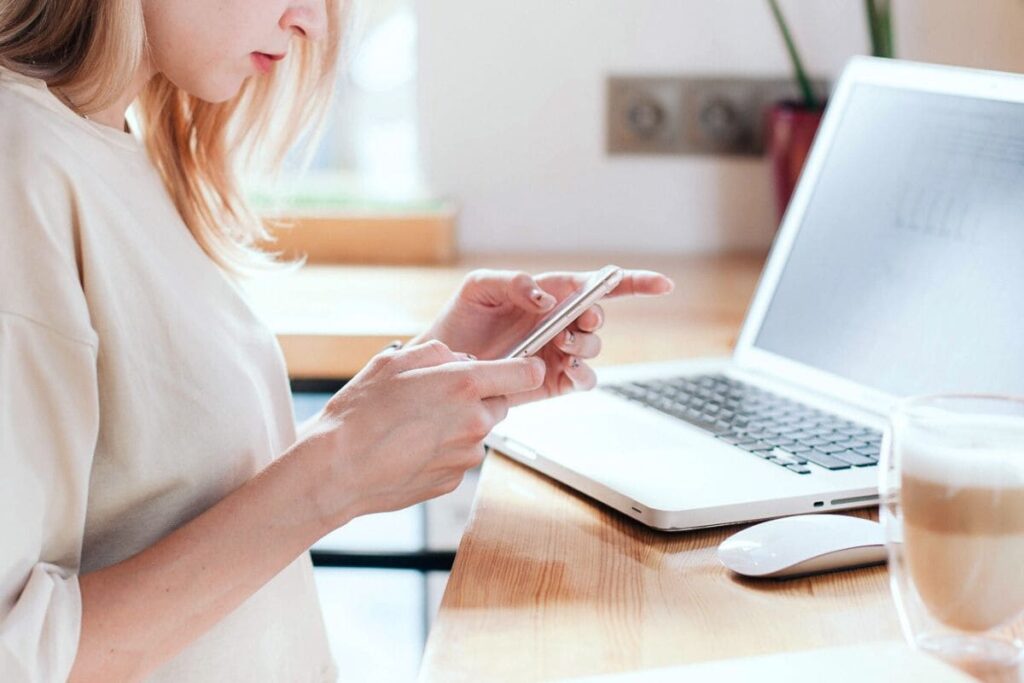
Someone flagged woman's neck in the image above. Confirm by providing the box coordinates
[65,59,155,130]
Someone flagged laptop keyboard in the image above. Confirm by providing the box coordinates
[603,374,882,475]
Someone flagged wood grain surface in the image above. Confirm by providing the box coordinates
[419,454,899,682]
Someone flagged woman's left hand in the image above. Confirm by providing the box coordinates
[410,268,674,406]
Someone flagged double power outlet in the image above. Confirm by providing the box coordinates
[606,75,828,157]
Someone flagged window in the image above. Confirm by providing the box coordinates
[257,0,427,211]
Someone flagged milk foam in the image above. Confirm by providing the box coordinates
[898,412,1024,488]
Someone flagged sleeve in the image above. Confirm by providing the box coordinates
[0,313,100,682]
[0,104,105,680]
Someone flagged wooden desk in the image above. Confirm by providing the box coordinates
[246,252,902,681]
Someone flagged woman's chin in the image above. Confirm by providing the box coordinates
[176,75,247,104]
[200,82,246,104]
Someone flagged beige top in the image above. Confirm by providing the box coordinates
[0,67,335,681]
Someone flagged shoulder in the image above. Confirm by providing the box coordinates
[0,72,69,148]
[0,76,97,345]
[0,74,83,229]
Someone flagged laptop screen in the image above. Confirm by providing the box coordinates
[753,83,1024,397]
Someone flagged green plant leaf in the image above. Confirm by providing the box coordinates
[766,0,818,108]
[865,0,895,58]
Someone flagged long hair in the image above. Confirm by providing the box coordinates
[0,0,343,274]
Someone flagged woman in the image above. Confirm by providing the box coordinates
[0,0,673,680]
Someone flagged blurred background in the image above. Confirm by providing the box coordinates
[266,1,1024,679]
[285,0,1024,251]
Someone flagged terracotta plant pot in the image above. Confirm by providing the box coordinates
[765,101,824,221]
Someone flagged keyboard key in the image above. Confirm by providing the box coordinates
[718,435,756,446]
[770,448,809,465]
[803,450,853,470]
[784,463,812,475]
[671,411,727,434]
[854,446,880,457]
[838,425,872,437]
[738,441,776,453]
[831,451,877,467]
[775,424,807,436]
[816,444,849,455]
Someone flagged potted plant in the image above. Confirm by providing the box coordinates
[765,0,894,219]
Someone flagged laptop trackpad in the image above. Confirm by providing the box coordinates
[492,390,769,510]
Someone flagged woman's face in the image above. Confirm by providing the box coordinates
[142,0,327,102]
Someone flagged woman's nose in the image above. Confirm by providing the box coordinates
[281,2,327,42]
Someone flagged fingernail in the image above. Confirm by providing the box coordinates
[565,330,576,346]
[531,289,555,309]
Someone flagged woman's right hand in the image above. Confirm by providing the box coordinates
[297,340,546,526]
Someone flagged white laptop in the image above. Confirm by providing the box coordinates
[486,56,1024,531]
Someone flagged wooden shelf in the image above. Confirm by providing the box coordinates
[260,209,458,266]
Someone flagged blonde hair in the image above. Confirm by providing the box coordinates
[0,0,343,274]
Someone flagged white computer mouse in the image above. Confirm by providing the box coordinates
[717,514,887,579]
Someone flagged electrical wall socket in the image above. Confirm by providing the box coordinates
[606,75,828,157]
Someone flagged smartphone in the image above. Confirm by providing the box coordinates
[503,265,624,359]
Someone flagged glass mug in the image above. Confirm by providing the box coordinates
[880,395,1024,680]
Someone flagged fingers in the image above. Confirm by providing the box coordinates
[450,397,508,445]
[439,436,490,470]
[464,269,556,313]
[605,270,675,299]
[536,269,674,301]
[428,472,466,499]
[508,271,557,313]
[546,354,598,397]
[575,304,604,332]
[553,328,601,359]
[448,357,546,399]
[551,358,595,396]
[565,356,598,393]
[443,381,511,455]
[482,395,510,425]
[386,340,462,373]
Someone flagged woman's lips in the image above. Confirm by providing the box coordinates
[251,52,285,74]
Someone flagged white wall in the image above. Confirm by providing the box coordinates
[417,0,1024,254]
